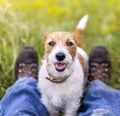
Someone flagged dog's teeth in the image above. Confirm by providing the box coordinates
[50,77,53,80]
[55,63,66,70]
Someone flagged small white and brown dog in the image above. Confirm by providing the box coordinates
[38,15,89,116]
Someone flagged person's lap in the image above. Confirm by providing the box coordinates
[1,78,120,116]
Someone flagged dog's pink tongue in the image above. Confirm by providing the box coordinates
[55,63,65,70]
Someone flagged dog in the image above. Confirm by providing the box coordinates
[38,15,89,116]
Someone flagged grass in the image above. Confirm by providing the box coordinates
[0,0,120,99]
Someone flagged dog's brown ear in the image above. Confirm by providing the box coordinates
[74,29,84,46]
[74,15,89,46]
[43,32,50,43]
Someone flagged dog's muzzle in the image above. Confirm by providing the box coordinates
[55,52,66,72]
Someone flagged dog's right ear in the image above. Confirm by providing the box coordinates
[74,15,89,46]
[43,32,50,43]
[43,33,48,43]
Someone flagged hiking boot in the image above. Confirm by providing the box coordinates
[15,46,38,80]
[88,46,111,85]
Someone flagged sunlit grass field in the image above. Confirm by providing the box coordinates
[0,0,120,99]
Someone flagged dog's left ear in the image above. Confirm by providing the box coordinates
[74,15,89,46]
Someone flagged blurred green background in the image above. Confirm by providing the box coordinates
[0,0,120,99]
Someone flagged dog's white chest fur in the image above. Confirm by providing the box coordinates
[38,56,84,116]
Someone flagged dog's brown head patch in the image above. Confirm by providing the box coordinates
[43,32,77,59]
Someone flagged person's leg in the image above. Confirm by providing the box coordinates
[79,46,120,116]
[0,46,48,116]
[80,80,120,116]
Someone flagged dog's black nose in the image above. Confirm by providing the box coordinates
[56,52,65,61]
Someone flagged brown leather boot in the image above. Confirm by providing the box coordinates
[88,46,111,85]
[15,46,38,80]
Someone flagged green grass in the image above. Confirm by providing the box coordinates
[0,0,120,99]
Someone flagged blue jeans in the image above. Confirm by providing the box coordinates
[0,78,120,116]
[0,77,48,116]
[80,80,120,116]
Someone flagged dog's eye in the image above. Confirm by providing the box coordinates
[48,41,55,46]
[67,41,74,46]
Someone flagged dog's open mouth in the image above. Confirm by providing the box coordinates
[55,63,66,72]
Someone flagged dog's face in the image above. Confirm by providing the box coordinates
[43,15,89,79]
[44,32,79,78]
